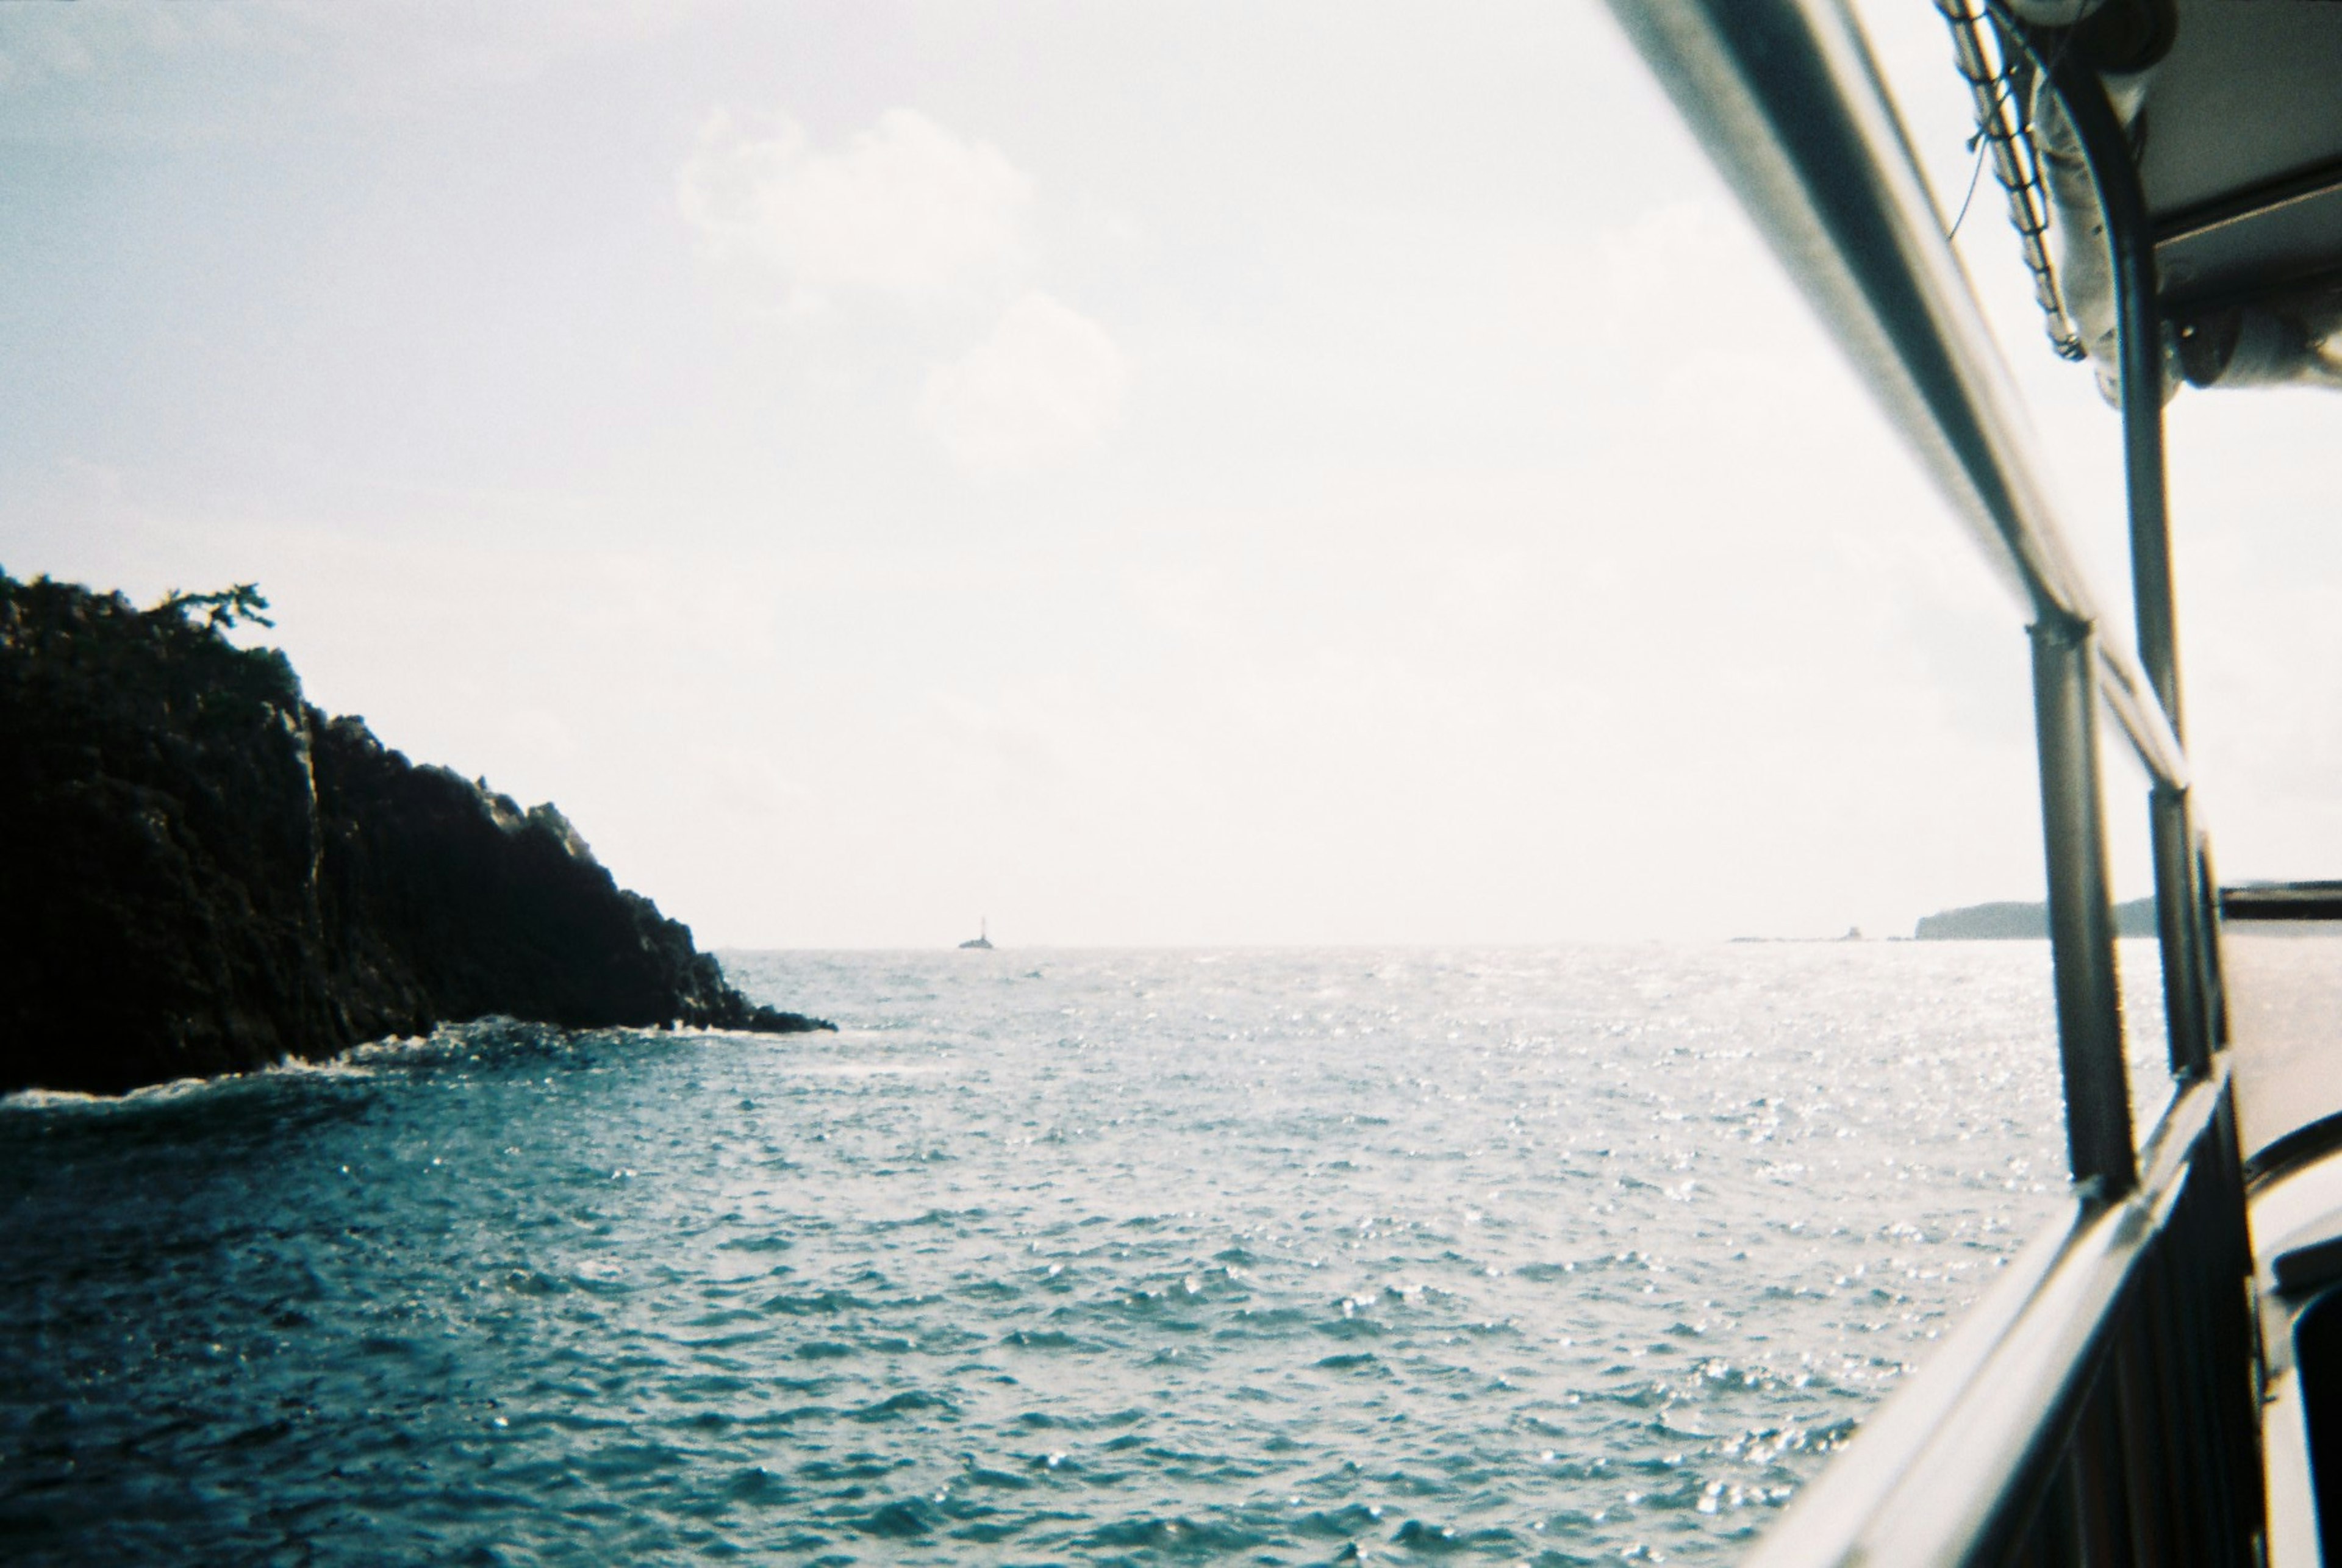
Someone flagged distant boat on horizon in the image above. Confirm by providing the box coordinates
[958,917,993,950]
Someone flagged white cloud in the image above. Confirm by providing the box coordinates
[919,291,1128,477]
[676,106,1032,310]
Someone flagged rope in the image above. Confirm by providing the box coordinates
[1935,0,2088,360]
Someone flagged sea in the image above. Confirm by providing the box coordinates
[0,942,2181,1566]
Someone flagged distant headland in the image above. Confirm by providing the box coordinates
[0,571,831,1096]
[1913,898,2158,940]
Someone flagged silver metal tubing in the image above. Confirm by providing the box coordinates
[2044,47,2183,736]
[1740,1070,2254,1566]
[2095,643,2188,792]
[1602,0,2187,796]
[2018,24,2221,1083]
[1602,0,2146,1188]
[2197,836,2230,1050]
[2152,786,2211,1076]
[2033,619,2136,1194]
[1603,6,2266,1559]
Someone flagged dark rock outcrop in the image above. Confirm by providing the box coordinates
[0,571,830,1095]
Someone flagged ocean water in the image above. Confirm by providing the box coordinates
[0,943,2178,1566]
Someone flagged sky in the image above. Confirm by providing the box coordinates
[2,1,2336,948]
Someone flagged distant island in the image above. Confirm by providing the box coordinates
[0,571,831,1095]
[1914,898,2158,940]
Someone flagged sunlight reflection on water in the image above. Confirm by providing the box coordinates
[0,942,2168,1564]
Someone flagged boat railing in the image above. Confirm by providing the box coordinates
[1603,1,2260,1561]
[1741,1062,2259,1564]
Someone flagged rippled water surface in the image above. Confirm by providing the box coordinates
[2,943,2177,1564]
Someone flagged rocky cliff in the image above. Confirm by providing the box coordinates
[0,571,829,1095]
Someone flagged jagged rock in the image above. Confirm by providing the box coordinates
[0,571,831,1095]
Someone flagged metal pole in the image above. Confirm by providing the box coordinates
[2032,617,2136,1195]
[1601,0,2190,798]
[2032,31,2218,1075]
[2197,836,2229,1050]
[1600,0,2156,1186]
[2154,787,2211,1076]
[2036,40,2180,729]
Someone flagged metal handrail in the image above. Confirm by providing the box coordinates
[1600,0,2185,797]
[1602,2,2264,1561]
[1739,1069,2228,1566]
[2008,16,2223,1077]
[2096,645,2187,793]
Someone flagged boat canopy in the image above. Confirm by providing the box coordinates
[1994,0,2342,390]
